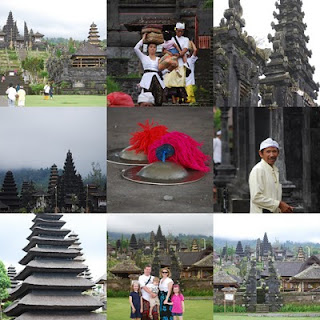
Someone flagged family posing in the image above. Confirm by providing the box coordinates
[134,22,198,106]
[129,265,185,320]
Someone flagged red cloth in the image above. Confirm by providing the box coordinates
[107,92,135,107]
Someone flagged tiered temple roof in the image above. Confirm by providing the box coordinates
[88,22,100,46]
[235,241,245,257]
[4,214,104,320]
[7,265,19,292]
[0,171,20,212]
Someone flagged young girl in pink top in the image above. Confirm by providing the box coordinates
[169,284,184,320]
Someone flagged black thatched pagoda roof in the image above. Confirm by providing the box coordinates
[5,213,104,319]
[72,42,106,57]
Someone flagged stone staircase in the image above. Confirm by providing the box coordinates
[255,304,270,313]
[0,74,24,95]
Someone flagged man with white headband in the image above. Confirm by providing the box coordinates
[249,138,294,213]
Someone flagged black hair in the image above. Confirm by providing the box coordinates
[9,83,13,87]
[163,30,173,41]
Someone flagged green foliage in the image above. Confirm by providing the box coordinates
[22,57,44,73]
[107,289,129,297]
[0,260,10,301]
[56,49,62,58]
[8,52,17,60]
[214,108,221,131]
[60,81,71,89]
[204,0,213,9]
[40,71,48,78]
[84,162,106,189]
[107,76,121,94]
[30,83,45,95]
[214,305,246,313]
[280,304,320,312]
[183,288,212,297]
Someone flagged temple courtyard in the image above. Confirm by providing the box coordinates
[0,95,105,107]
[215,315,320,319]
[108,297,212,320]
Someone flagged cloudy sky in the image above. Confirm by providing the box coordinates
[0,0,106,40]
[108,214,213,236]
[214,214,320,244]
[0,214,106,281]
[215,0,320,102]
[0,108,106,176]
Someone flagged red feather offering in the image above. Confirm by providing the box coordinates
[148,131,210,172]
[128,120,169,154]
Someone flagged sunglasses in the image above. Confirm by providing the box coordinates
[162,271,168,273]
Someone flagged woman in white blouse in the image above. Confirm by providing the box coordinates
[134,33,165,106]
[159,267,173,320]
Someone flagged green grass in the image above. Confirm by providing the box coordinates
[19,95,106,107]
[214,315,320,320]
[108,297,212,320]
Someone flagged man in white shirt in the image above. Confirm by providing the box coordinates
[138,265,158,320]
[213,131,222,176]
[171,22,190,67]
[249,138,294,213]
[5,83,16,107]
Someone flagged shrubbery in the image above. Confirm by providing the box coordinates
[213,305,246,313]
[30,83,44,95]
[280,304,320,312]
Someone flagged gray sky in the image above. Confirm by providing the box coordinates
[0,108,106,176]
[215,0,320,102]
[0,214,106,281]
[0,1,106,40]
[214,214,320,244]
[108,214,213,236]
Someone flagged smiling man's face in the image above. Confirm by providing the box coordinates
[259,146,279,166]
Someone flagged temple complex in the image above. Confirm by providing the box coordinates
[46,23,106,95]
[4,213,104,319]
[0,11,46,50]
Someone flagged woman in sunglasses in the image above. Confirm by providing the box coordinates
[159,267,173,320]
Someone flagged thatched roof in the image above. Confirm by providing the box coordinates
[261,261,304,278]
[15,313,105,320]
[291,264,320,281]
[110,260,141,274]
[214,270,239,286]
[192,253,213,268]
[73,42,106,57]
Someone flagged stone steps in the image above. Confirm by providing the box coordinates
[255,304,270,313]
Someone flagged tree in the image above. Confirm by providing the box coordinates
[85,162,105,189]
[21,57,45,84]
[0,261,10,319]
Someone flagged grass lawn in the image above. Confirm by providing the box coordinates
[214,314,319,320]
[108,297,212,320]
[23,95,106,107]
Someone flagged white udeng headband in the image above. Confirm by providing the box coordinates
[259,138,279,151]
[176,22,185,30]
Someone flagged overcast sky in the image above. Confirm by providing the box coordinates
[108,214,213,236]
[214,0,320,102]
[0,108,106,176]
[214,214,320,244]
[0,0,106,40]
[0,214,106,281]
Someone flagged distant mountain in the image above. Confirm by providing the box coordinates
[108,231,213,242]
[0,168,54,192]
[214,237,320,252]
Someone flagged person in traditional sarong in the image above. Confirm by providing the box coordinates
[164,22,190,104]
[249,138,294,213]
[185,41,198,104]
[159,267,173,320]
[138,265,159,320]
[134,33,165,106]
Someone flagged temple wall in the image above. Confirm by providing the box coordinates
[214,291,320,306]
